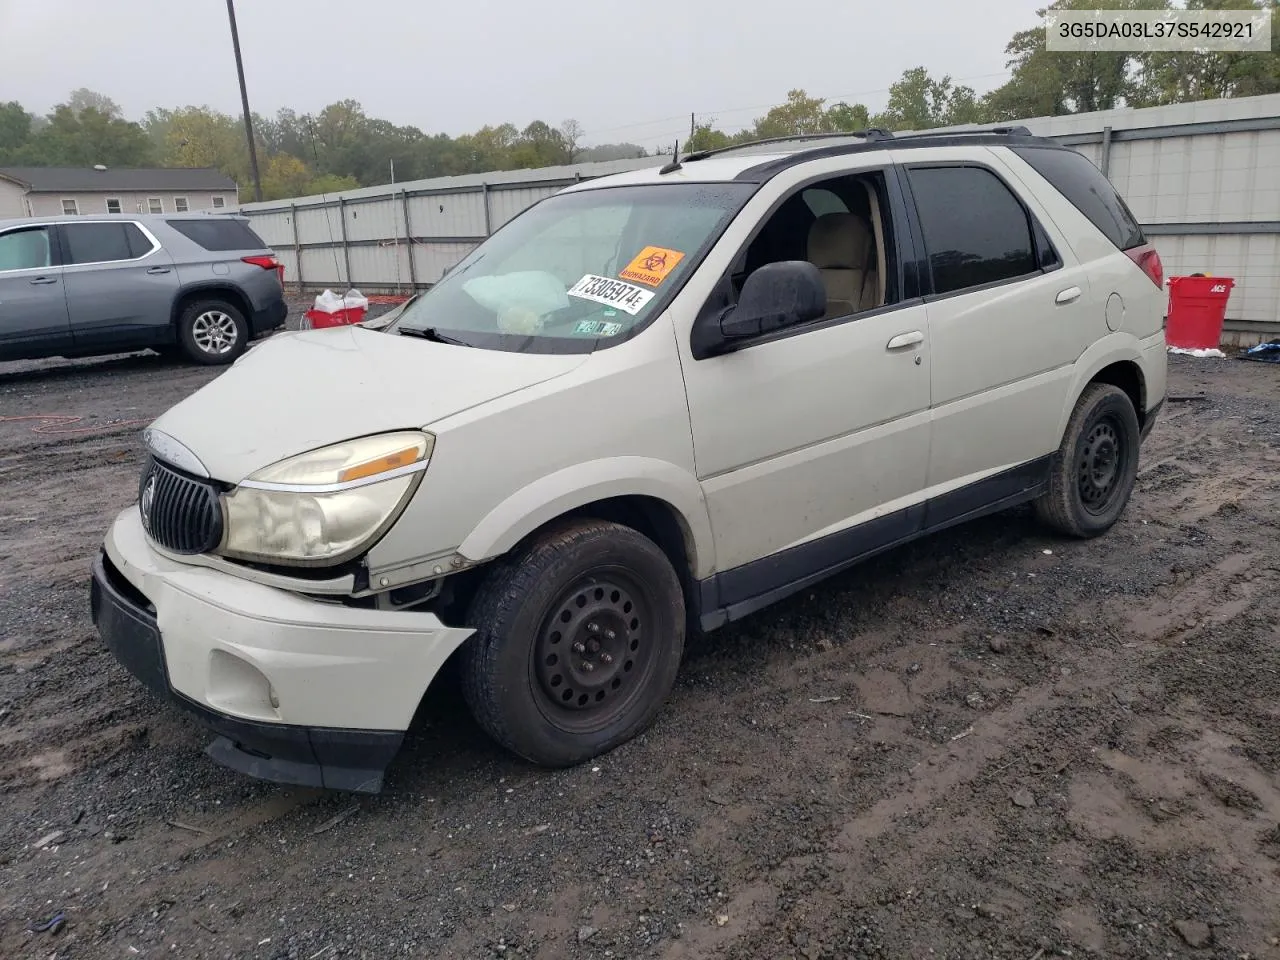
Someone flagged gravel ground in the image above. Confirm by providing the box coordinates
[1,335,1278,960]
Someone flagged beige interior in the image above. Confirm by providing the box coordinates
[806,212,878,319]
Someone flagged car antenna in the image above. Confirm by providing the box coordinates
[659,139,682,175]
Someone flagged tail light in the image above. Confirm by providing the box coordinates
[242,255,284,288]
[1125,244,1163,289]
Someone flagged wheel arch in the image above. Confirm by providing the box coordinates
[456,458,715,584]
[1057,337,1148,441]
[171,283,253,331]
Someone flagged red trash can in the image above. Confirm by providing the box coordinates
[1166,275,1233,350]
[303,306,367,329]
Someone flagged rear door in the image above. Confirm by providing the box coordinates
[0,223,73,360]
[894,147,1095,516]
[59,220,179,352]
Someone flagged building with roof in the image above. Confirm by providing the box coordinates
[0,166,239,220]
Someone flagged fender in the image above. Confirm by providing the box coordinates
[1055,333,1146,439]
[457,456,717,580]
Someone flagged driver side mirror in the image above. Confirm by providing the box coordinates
[718,260,827,341]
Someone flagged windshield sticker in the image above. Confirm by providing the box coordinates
[567,274,654,316]
[619,246,686,287]
[573,319,624,337]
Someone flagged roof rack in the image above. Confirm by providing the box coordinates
[681,129,894,164]
[890,124,1034,140]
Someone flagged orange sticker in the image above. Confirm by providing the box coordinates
[619,246,685,287]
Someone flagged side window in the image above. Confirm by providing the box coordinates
[907,166,1037,296]
[1010,146,1145,251]
[0,227,53,271]
[63,222,139,265]
[737,172,898,317]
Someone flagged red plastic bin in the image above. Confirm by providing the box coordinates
[1166,275,1233,350]
[304,306,367,329]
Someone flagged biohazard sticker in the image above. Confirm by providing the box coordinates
[573,319,624,337]
[619,246,685,287]
[567,274,654,315]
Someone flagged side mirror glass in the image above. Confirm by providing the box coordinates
[719,261,826,340]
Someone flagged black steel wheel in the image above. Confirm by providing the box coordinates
[460,519,685,767]
[1035,382,1141,538]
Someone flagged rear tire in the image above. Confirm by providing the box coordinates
[1034,383,1140,538]
[460,519,685,767]
[177,299,248,365]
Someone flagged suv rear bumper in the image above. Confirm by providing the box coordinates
[250,298,288,337]
[91,508,474,793]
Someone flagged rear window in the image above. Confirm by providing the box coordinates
[1011,146,1145,251]
[63,222,153,264]
[166,218,267,252]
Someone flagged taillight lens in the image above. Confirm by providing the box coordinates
[242,255,279,270]
[1125,245,1163,289]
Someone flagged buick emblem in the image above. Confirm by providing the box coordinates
[140,475,156,534]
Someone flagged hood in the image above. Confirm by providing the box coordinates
[149,326,588,482]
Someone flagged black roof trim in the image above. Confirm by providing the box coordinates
[682,129,894,164]
[732,130,1062,183]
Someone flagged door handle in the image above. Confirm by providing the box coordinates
[146,266,171,275]
[1055,286,1082,305]
[886,331,924,351]
[29,276,57,285]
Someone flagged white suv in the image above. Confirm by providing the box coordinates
[91,128,1168,792]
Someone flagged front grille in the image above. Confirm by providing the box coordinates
[138,457,224,555]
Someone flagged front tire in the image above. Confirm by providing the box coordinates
[177,299,248,365]
[460,519,685,767]
[1035,383,1140,538]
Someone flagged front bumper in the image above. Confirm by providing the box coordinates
[91,508,474,792]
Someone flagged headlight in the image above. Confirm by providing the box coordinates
[220,431,433,566]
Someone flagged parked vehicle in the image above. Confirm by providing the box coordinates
[0,214,287,365]
[91,128,1167,792]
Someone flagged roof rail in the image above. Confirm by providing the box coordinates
[891,124,1035,140]
[682,129,894,163]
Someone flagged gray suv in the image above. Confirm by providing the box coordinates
[0,214,287,366]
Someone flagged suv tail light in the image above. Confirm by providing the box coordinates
[1125,244,1163,289]
[242,255,285,288]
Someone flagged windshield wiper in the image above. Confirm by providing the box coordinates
[398,326,472,347]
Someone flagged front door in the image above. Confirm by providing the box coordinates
[59,221,179,352]
[0,224,72,361]
[677,163,932,612]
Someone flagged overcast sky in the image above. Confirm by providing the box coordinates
[0,0,1044,150]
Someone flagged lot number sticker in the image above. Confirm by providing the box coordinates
[620,246,685,287]
[568,274,654,315]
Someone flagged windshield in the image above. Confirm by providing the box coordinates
[391,183,754,353]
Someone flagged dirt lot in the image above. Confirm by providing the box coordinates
[1,333,1278,960]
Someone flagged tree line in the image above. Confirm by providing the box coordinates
[0,0,1274,202]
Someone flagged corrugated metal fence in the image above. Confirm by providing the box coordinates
[232,93,1280,330]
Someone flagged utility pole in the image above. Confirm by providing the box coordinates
[690,112,695,143]
[226,0,263,203]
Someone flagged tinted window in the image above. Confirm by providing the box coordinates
[0,227,52,271]
[802,188,848,217]
[908,166,1037,296]
[167,218,267,252]
[63,222,150,265]
[1012,146,1145,251]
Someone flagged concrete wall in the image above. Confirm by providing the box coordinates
[233,93,1280,332]
[25,189,237,217]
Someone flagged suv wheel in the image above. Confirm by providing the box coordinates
[178,299,248,365]
[1035,383,1140,538]
[460,519,685,767]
